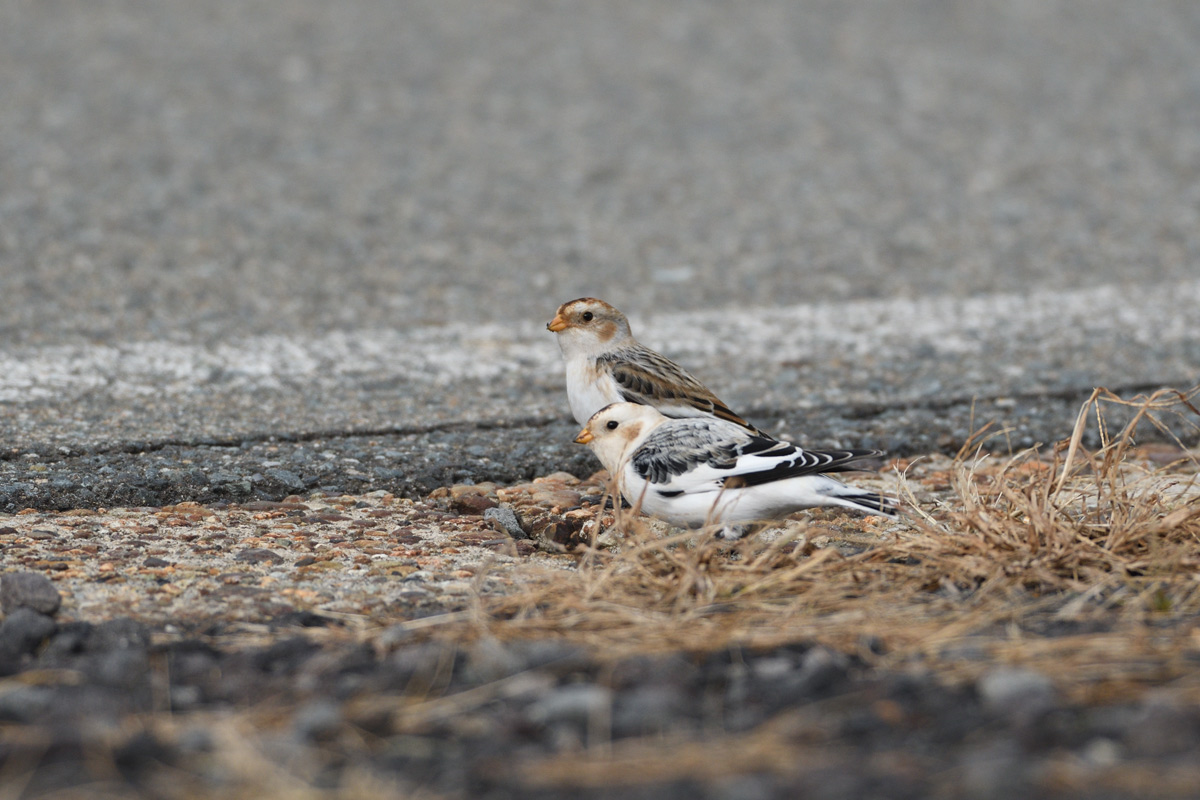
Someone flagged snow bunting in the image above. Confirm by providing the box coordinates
[547,297,764,434]
[575,402,894,537]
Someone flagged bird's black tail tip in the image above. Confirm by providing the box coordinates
[849,492,899,518]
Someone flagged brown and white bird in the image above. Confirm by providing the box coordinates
[575,402,894,537]
[547,297,764,434]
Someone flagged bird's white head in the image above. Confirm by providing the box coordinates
[573,402,665,472]
[546,297,634,358]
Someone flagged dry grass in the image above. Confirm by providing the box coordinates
[462,386,1200,696]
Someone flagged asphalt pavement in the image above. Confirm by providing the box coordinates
[2,0,1199,510]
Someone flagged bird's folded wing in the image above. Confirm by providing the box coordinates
[602,348,761,432]
[629,419,741,484]
[632,418,884,488]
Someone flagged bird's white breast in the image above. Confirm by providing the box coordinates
[565,357,624,426]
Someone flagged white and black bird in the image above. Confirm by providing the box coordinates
[575,402,895,537]
[547,297,764,434]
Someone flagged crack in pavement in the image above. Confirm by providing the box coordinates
[3,414,567,462]
[9,379,1196,468]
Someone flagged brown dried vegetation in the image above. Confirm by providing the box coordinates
[469,387,1200,697]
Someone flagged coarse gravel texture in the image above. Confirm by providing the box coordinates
[0,475,602,636]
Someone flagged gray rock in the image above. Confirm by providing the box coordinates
[612,685,689,737]
[255,636,320,675]
[1125,693,1195,756]
[383,641,460,689]
[484,506,527,539]
[234,548,285,565]
[0,686,55,723]
[1080,737,1122,767]
[977,667,1057,719]
[463,638,526,684]
[526,683,613,727]
[504,640,590,674]
[265,468,305,491]
[393,587,436,603]
[0,571,62,616]
[0,608,57,657]
[461,639,587,685]
[86,617,151,653]
[39,621,94,664]
[169,685,204,711]
[608,653,700,689]
[94,648,152,690]
[293,700,344,742]
[790,646,849,697]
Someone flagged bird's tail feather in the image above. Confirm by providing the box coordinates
[832,489,898,518]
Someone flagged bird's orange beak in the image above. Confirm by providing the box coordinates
[574,428,594,445]
[546,313,569,332]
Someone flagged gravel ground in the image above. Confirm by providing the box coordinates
[2,456,1199,798]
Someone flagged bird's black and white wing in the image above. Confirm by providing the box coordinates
[630,418,883,491]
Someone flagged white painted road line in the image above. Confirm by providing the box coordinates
[2,280,1197,405]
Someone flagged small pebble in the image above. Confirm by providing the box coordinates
[451,494,498,515]
[484,506,527,539]
[526,684,613,727]
[293,700,344,742]
[977,667,1057,718]
[0,608,58,657]
[0,571,62,616]
[234,548,285,565]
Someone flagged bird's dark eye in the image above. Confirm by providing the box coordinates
[581,311,594,322]
[606,420,619,430]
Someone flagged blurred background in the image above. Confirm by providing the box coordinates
[2,0,1197,344]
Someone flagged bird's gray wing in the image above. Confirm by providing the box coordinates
[632,418,884,487]
[630,419,761,484]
